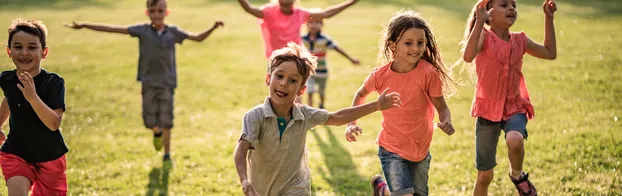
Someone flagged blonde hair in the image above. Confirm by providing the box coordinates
[268,42,318,85]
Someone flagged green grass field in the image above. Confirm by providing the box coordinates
[0,0,620,195]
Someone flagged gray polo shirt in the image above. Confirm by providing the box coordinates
[240,97,329,196]
[128,24,188,88]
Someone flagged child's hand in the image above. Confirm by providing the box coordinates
[242,179,259,196]
[476,0,491,24]
[17,72,40,104]
[64,22,84,29]
[213,21,225,29]
[437,121,455,135]
[345,124,363,142]
[543,0,557,18]
[376,88,401,110]
[351,58,361,66]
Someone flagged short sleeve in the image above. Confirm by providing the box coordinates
[127,24,147,37]
[518,31,528,52]
[45,76,66,111]
[297,8,311,23]
[426,70,443,98]
[260,4,276,21]
[301,105,329,130]
[170,26,189,44]
[326,38,337,49]
[0,71,11,90]
[239,109,263,148]
[363,69,378,92]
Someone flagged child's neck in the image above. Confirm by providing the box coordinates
[490,26,511,42]
[269,98,293,121]
[308,32,319,39]
[280,6,294,15]
[17,67,42,78]
[151,23,166,32]
[391,59,419,73]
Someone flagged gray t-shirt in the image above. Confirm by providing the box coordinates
[128,24,188,88]
[240,97,329,196]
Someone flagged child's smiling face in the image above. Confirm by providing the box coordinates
[266,60,306,105]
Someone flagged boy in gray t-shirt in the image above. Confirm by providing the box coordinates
[233,42,402,196]
[65,0,223,165]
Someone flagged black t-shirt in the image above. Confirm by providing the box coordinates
[0,69,68,163]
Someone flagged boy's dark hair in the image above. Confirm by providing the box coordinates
[146,0,164,7]
[7,18,48,49]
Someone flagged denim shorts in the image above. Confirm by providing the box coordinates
[378,146,431,196]
[475,113,528,170]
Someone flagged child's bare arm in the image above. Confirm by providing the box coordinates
[187,21,224,42]
[334,46,360,65]
[309,0,358,19]
[234,139,259,196]
[463,1,489,63]
[0,98,9,144]
[526,0,557,60]
[65,21,129,34]
[431,96,455,135]
[237,0,263,18]
[325,88,400,126]
[18,72,63,131]
[346,86,371,126]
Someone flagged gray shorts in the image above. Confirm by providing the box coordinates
[378,146,431,195]
[141,84,175,129]
[306,76,327,95]
[475,113,528,171]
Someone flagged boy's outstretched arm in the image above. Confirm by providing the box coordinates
[431,96,455,135]
[64,21,129,34]
[237,0,264,18]
[325,88,400,126]
[309,0,358,19]
[334,46,360,65]
[526,0,557,60]
[187,21,224,42]
[0,98,10,144]
[234,139,259,196]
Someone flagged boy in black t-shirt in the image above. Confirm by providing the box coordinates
[0,18,69,196]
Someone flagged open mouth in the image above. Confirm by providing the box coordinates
[275,90,289,98]
[18,59,33,64]
[506,13,516,19]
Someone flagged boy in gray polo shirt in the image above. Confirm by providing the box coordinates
[233,42,402,196]
[65,0,223,165]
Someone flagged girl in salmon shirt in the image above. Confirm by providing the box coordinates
[345,10,456,196]
[461,0,557,195]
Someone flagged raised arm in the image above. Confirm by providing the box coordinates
[334,46,360,65]
[65,21,129,34]
[526,0,557,60]
[309,0,358,19]
[463,1,489,63]
[237,0,264,18]
[325,88,400,126]
[234,140,259,196]
[187,21,224,42]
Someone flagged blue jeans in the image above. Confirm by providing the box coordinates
[378,146,431,196]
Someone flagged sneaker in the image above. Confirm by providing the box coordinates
[510,172,537,196]
[163,154,173,169]
[371,174,388,196]
[153,133,163,151]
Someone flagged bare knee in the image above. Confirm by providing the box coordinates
[476,170,494,186]
[7,176,30,196]
[506,131,524,152]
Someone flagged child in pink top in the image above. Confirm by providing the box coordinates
[461,0,557,195]
[237,0,359,59]
[346,11,456,196]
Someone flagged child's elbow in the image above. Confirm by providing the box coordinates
[463,55,474,63]
[549,54,557,60]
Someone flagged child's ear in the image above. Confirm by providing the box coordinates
[145,10,149,16]
[265,74,271,86]
[165,9,170,16]
[389,41,396,52]
[6,47,11,58]
[42,47,49,59]
[297,85,307,96]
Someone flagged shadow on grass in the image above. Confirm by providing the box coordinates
[310,126,369,195]
[145,166,172,196]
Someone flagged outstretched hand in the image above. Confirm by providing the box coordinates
[376,88,401,110]
[64,21,84,29]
